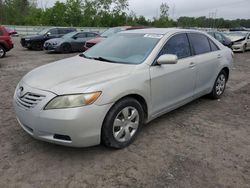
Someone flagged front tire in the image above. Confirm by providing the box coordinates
[242,44,247,53]
[31,42,43,50]
[209,70,227,99]
[61,43,72,53]
[101,97,144,149]
[0,45,6,58]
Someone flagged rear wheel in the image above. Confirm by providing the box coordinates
[0,45,6,58]
[209,70,227,99]
[101,97,144,149]
[61,43,72,53]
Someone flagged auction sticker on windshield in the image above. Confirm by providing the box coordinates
[144,34,163,39]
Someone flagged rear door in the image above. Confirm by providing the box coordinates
[150,33,197,115]
[188,33,221,96]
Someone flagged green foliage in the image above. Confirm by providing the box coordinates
[0,0,250,28]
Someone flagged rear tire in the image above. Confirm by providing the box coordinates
[0,45,6,58]
[209,70,227,99]
[101,97,144,149]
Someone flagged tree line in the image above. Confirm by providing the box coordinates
[0,0,250,28]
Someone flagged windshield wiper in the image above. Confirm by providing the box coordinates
[80,54,119,63]
[92,57,118,63]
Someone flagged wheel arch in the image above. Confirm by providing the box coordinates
[221,67,230,81]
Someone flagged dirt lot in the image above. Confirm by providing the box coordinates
[0,37,250,188]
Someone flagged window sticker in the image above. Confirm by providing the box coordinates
[144,34,163,39]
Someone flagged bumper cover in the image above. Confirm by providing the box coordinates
[13,82,112,147]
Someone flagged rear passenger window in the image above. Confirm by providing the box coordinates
[209,39,219,51]
[188,33,211,55]
[161,33,191,59]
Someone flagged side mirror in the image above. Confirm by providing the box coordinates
[157,54,178,65]
[46,32,51,37]
[72,36,77,40]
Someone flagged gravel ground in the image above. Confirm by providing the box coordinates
[0,37,250,188]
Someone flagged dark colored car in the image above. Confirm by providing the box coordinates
[44,31,99,53]
[208,31,232,48]
[5,27,18,36]
[0,26,14,58]
[21,27,76,50]
[84,26,146,51]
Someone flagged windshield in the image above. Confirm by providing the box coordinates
[101,27,123,38]
[224,32,248,40]
[37,28,50,35]
[62,31,78,39]
[83,33,162,64]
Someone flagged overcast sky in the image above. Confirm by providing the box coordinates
[37,0,250,20]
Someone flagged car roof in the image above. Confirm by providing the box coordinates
[121,28,202,35]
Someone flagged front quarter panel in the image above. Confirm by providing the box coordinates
[85,64,152,115]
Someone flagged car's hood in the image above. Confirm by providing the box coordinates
[22,35,43,40]
[22,55,135,95]
[86,37,105,44]
[45,38,64,44]
[227,36,245,42]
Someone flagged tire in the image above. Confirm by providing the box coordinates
[61,43,72,53]
[242,44,247,53]
[31,42,43,51]
[209,70,227,99]
[0,45,6,58]
[101,97,145,149]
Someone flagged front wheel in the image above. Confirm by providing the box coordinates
[101,97,144,149]
[209,70,227,99]
[242,44,247,53]
[0,45,6,58]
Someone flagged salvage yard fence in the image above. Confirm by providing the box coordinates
[3,25,108,36]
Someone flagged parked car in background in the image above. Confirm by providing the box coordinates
[5,27,18,36]
[20,27,76,50]
[230,27,250,32]
[14,29,233,149]
[84,26,146,51]
[224,31,250,52]
[0,26,14,58]
[44,31,99,53]
[208,31,232,48]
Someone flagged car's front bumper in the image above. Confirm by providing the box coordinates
[43,43,60,52]
[13,82,113,147]
[232,44,244,52]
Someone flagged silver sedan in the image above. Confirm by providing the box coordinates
[14,29,233,149]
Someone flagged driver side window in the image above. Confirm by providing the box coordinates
[160,33,191,59]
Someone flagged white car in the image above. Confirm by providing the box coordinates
[14,29,233,149]
[225,31,250,52]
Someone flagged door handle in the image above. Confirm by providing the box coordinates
[217,54,222,59]
[189,62,196,68]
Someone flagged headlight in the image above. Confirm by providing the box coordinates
[25,38,31,41]
[44,92,102,110]
[52,42,58,46]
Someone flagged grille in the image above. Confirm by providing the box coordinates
[86,42,95,48]
[16,92,45,109]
